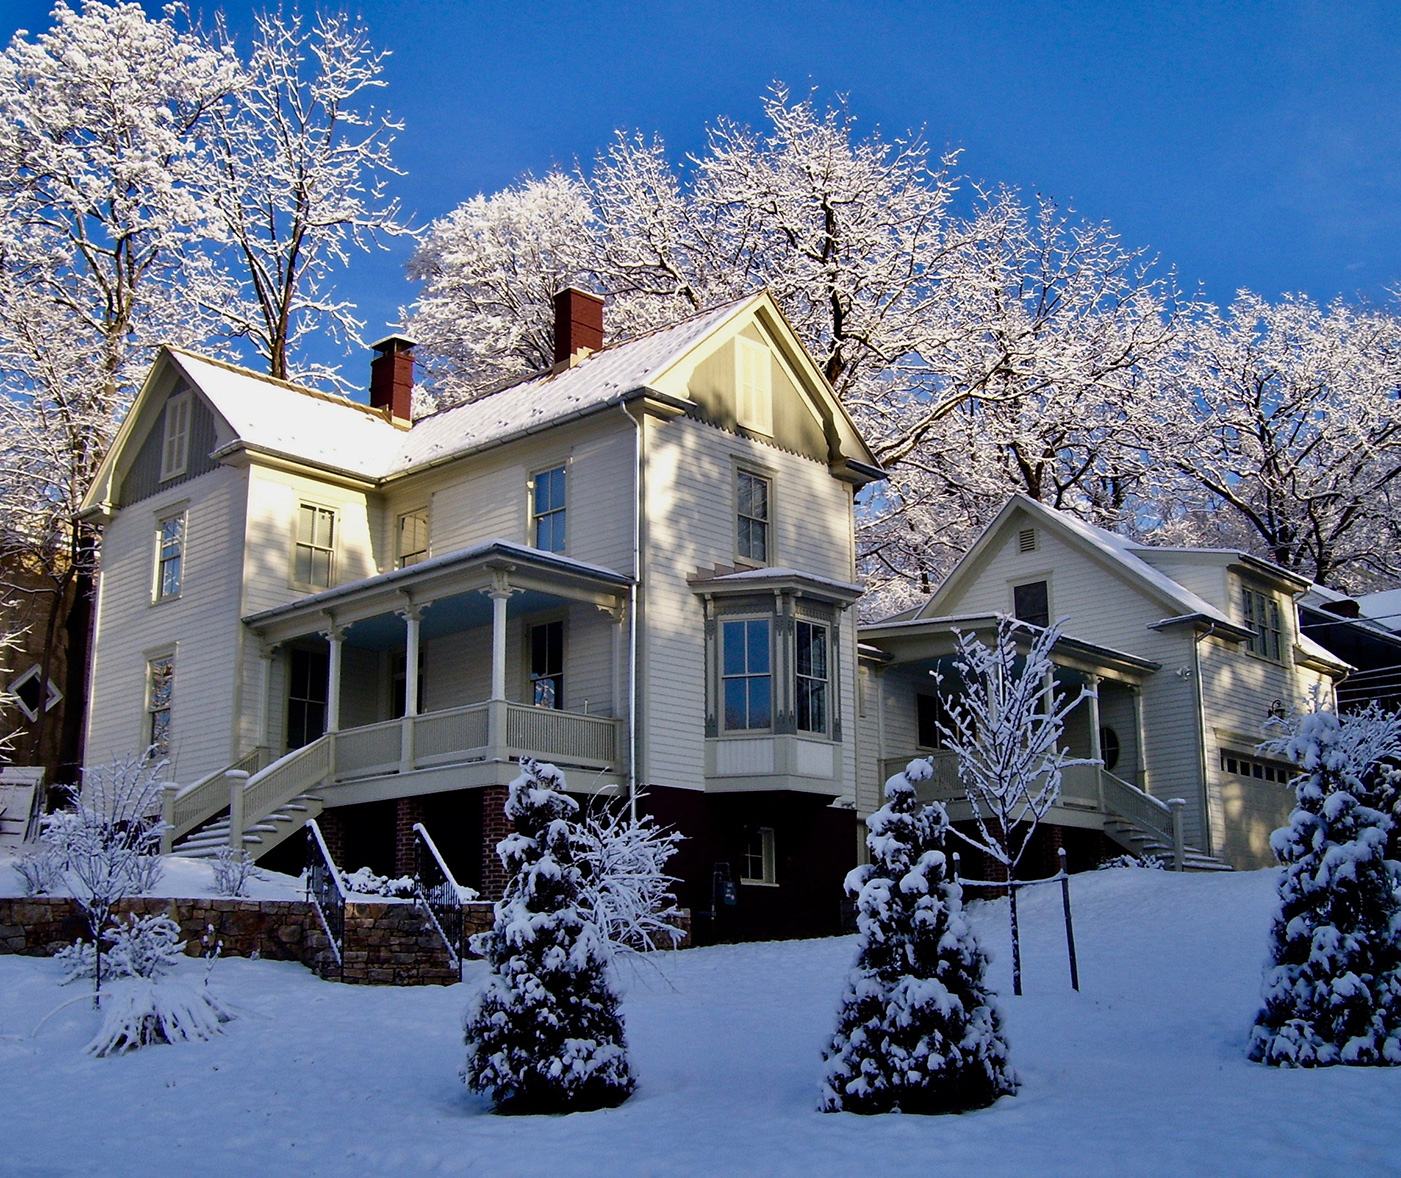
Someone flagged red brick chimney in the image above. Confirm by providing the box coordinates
[369,334,415,423]
[553,288,604,365]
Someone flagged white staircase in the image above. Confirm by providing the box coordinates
[173,791,325,859]
[1098,771,1231,871]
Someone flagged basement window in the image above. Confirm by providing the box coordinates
[1220,750,1293,785]
[741,826,776,885]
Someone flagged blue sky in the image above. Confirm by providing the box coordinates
[5,0,1401,380]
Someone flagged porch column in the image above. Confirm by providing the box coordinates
[488,573,511,701]
[398,599,422,774]
[1086,674,1105,812]
[323,621,345,734]
[254,640,275,750]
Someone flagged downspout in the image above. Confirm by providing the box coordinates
[620,401,641,823]
[1191,623,1218,858]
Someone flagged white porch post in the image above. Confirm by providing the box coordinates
[399,599,422,773]
[323,621,345,734]
[255,641,274,751]
[1086,674,1105,813]
[484,571,513,761]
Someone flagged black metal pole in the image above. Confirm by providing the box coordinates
[1009,880,1022,997]
[1059,847,1080,992]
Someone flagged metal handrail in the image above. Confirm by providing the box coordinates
[305,819,346,970]
[412,822,475,970]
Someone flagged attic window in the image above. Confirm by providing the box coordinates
[8,664,62,723]
[160,392,192,481]
[735,336,773,436]
[1018,528,1037,554]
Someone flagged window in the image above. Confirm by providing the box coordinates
[533,466,566,553]
[723,619,772,730]
[155,512,185,600]
[735,336,773,435]
[736,471,770,564]
[389,651,425,719]
[530,620,564,709]
[742,826,776,885]
[8,665,61,723]
[917,692,946,749]
[795,621,828,734]
[1013,580,1050,629]
[396,508,429,568]
[147,655,174,757]
[1099,726,1121,772]
[1221,750,1293,785]
[295,504,336,588]
[1243,588,1284,662]
[287,648,328,749]
[160,392,191,481]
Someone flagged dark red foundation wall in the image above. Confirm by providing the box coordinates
[643,786,856,944]
[943,820,1116,882]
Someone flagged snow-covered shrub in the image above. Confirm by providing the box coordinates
[87,977,233,1057]
[463,758,635,1114]
[56,913,185,984]
[211,847,264,898]
[41,755,168,992]
[574,791,684,955]
[15,848,63,895]
[341,866,416,898]
[822,760,1016,1114]
[1096,853,1166,871]
[1250,707,1401,1067]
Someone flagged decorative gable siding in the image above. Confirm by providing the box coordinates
[117,387,219,507]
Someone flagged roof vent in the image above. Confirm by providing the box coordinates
[553,287,604,365]
[1018,527,1038,554]
[369,334,415,424]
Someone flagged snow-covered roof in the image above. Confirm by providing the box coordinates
[173,296,758,482]
[1353,587,1401,634]
[688,566,864,595]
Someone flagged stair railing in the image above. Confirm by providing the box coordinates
[305,819,346,974]
[412,822,477,973]
[1100,770,1187,870]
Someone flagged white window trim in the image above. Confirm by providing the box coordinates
[160,391,192,482]
[1241,584,1286,664]
[153,509,187,603]
[396,506,430,569]
[735,467,774,567]
[1008,572,1054,627]
[735,335,773,436]
[292,501,338,590]
[145,651,175,759]
[529,462,569,554]
[740,825,778,886]
[7,664,62,723]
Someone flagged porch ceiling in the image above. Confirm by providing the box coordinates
[339,587,570,651]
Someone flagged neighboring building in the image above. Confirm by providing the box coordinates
[855,496,1349,872]
[77,290,883,941]
[1298,584,1401,712]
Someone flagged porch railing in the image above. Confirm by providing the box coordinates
[505,702,616,765]
[414,703,489,764]
[167,745,271,844]
[412,822,477,971]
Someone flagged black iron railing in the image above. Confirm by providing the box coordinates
[413,822,470,971]
[306,819,346,970]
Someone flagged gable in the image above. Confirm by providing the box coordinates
[116,380,221,507]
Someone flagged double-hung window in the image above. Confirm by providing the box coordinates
[287,648,328,749]
[147,655,174,757]
[533,466,566,553]
[795,621,828,734]
[160,393,191,481]
[397,508,429,568]
[155,512,185,600]
[295,504,336,588]
[741,826,776,885]
[737,471,770,563]
[530,620,564,709]
[723,618,772,731]
[1243,588,1283,662]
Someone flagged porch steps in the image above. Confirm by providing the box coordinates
[172,792,324,861]
[1102,817,1231,872]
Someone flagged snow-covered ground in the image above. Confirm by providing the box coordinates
[2,867,1398,1176]
[0,851,305,900]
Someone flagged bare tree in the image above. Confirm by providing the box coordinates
[938,617,1093,995]
[207,8,409,386]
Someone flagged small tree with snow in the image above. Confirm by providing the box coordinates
[940,617,1092,994]
[1250,705,1401,1067]
[822,759,1014,1114]
[463,758,635,1113]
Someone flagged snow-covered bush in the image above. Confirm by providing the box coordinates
[822,760,1016,1114]
[574,791,684,955]
[1250,707,1401,1067]
[56,913,185,984]
[211,847,265,898]
[463,758,635,1114]
[341,866,416,898]
[1096,853,1166,871]
[41,755,168,993]
[87,977,234,1057]
[15,848,63,895]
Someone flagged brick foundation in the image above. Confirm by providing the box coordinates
[394,796,425,877]
[480,785,512,900]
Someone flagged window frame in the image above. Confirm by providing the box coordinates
[1011,577,1051,629]
[1242,586,1285,663]
[293,502,337,589]
[531,464,567,554]
[153,510,186,602]
[286,645,328,750]
[721,615,774,733]
[916,691,946,750]
[529,618,565,710]
[741,825,777,886]
[8,664,61,723]
[735,335,773,436]
[795,620,829,735]
[396,506,429,569]
[1220,749,1293,785]
[146,653,174,759]
[736,468,772,566]
[159,391,192,482]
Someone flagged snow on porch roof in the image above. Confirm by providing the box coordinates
[171,296,758,482]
